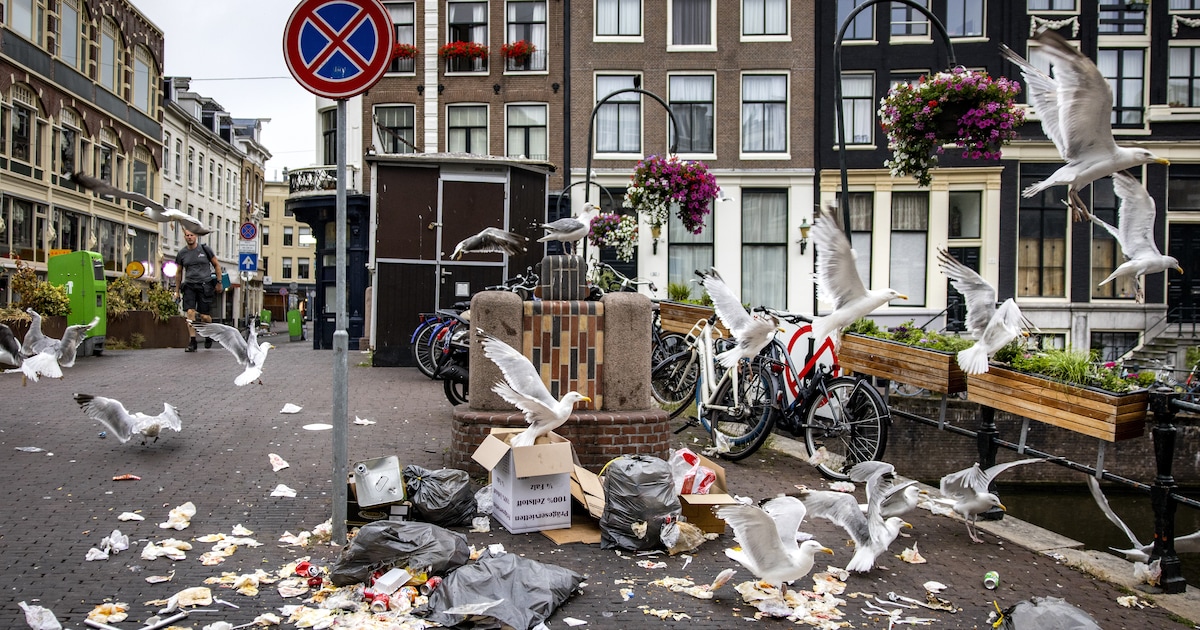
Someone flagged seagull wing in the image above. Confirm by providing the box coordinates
[160,208,209,234]
[1031,28,1119,161]
[0,323,20,366]
[812,203,868,310]
[192,322,251,367]
[936,248,997,335]
[1000,43,1068,153]
[715,504,788,570]
[698,268,755,337]
[155,403,183,433]
[762,495,808,552]
[1111,171,1160,260]
[454,227,528,259]
[939,463,988,501]
[973,299,1025,359]
[848,461,895,483]
[476,328,558,412]
[74,393,137,443]
[803,490,871,548]
[1085,475,1144,550]
[982,457,1045,485]
[21,308,50,356]
[73,171,167,214]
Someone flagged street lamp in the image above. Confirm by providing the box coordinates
[797,218,811,255]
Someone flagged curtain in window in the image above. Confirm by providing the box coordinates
[668,207,713,299]
[842,74,873,144]
[742,246,786,308]
[670,76,713,152]
[742,192,787,241]
[378,106,414,128]
[890,193,929,306]
[673,0,710,45]
[597,76,638,152]
[742,75,786,152]
[450,2,487,41]
[744,0,786,35]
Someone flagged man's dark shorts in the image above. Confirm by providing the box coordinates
[182,282,214,316]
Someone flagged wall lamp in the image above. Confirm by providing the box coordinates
[416,84,424,95]
[493,83,502,95]
[552,82,560,94]
[437,83,445,94]
[797,218,811,254]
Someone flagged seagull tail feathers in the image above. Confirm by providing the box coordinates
[845,549,876,573]
[716,347,741,369]
[809,317,835,350]
[509,428,538,448]
[1021,180,1052,199]
[234,366,263,386]
[956,345,990,375]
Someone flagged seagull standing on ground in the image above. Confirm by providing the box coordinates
[999,29,1168,221]
[74,394,182,445]
[1089,171,1182,302]
[192,321,274,386]
[803,473,913,573]
[809,203,906,347]
[936,249,1028,374]
[476,328,590,447]
[537,203,598,255]
[715,496,833,595]
[938,458,1044,543]
[72,171,211,234]
[450,227,528,260]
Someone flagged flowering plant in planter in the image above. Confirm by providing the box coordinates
[990,344,1154,394]
[438,41,488,59]
[500,40,536,60]
[392,43,420,60]
[878,68,1024,187]
[622,154,720,235]
[588,212,639,262]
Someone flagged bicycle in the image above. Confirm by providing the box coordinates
[587,261,687,366]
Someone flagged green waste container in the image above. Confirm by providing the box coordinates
[287,309,303,342]
[259,309,271,330]
[46,251,107,356]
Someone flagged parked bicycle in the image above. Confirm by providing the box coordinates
[433,310,472,405]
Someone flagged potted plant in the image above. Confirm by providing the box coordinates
[877,67,1025,187]
[438,41,488,60]
[500,40,536,61]
[392,43,420,60]
[840,319,974,394]
[587,212,638,262]
[622,154,720,238]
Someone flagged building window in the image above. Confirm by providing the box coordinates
[132,155,149,197]
[1099,3,1146,34]
[217,166,223,202]
[835,193,875,287]
[506,1,547,71]
[1168,47,1200,107]
[1091,331,1139,362]
[741,74,786,153]
[1090,177,1136,299]
[174,139,182,180]
[321,109,336,165]
[1018,164,1068,298]
[596,75,641,153]
[1172,0,1200,9]
[97,144,114,184]
[163,133,171,180]
[208,159,215,195]
[262,226,270,246]
[1169,165,1200,210]
[743,0,786,36]
[377,105,416,153]
[891,0,928,36]
[187,147,195,188]
[101,20,118,92]
[60,0,80,68]
[59,125,76,174]
[948,191,982,238]
[506,104,547,159]
[198,153,205,192]
[597,0,640,36]
[386,2,416,73]
[133,47,154,113]
[1028,0,1074,10]
[448,1,488,72]
[670,0,712,46]
[669,75,715,153]
[11,104,32,163]
[668,203,714,300]
[284,226,294,247]
[837,0,874,40]
[262,256,269,275]
[890,192,928,306]
[1098,48,1145,127]
[11,0,34,40]
[841,73,874,145]
[299,258,311,279]
[946,0,983,37]
[227,169,233,202]
[282,257,293,279]
[741,190,787,308]
[447,105,487,153]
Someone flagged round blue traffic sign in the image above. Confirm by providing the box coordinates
[284,0,395,99]
[240,222,258,240]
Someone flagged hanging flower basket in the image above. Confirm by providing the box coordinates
[500,40,536,60]
[878,68,1024,187]
[438,41,488,59]
[622,155,720,235]
[588,212,638,262]
[392,43,420,60]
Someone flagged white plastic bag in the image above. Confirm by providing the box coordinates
[669,448,716,495]
[19,601,62,630]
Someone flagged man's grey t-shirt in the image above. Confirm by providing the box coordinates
[176,245,214,286]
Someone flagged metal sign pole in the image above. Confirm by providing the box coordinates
[332,98,349,544]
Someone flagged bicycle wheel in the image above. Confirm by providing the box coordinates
[443,376,469,405]
[889,381,927,397]
[804,376,889,480]
[653,332,688,366]
[651,352,700,420]
[411,320,439,378]
[704,361,778,461]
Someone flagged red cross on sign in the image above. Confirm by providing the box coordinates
[283,0,395,99]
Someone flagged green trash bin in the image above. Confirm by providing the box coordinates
[47,250,107,356]
[287,309,303,342]
[259,309,271,330]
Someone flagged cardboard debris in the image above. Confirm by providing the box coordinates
[472,429,573,534]
[677,455,740,534]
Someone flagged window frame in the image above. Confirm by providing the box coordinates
[1098,47,1146,128]
[376,104,417,154]
[59,0,81,69]
[841,72,875,146]
[945,0,984,38]
[594,74,643,156]
[740,72,788,157]
[1018,163,1070,299]
[595,0,643,40]
[1168,45,1200,108]
[889,191,929,307]
[890,0,930,38]
[505,0,548,72]
[837,0,875,42]
[741,0,788,39]
[321,108,337,165]
[446,104,489,154]
[740,188,789,309]
[1089,176,1137,300]
[1027,0,1076,11]
[668,73,715,156]
[668,0,716,50]
[100,19,120,94]
[385,1,417,74]
[505,103,549,160]
[447,0,489,74]
[132,46,155,114]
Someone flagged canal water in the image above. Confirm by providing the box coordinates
[995,484,1200,585]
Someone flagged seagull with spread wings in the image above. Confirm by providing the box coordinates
[803,473,913,573]
[715,496,833,595]
[1085,475,1200,562]
[192,321,274,386]
[72,171,211,235]
[936,249,1028,374]
[537,203,598,255]
[476,328,591,447]
[450,227,528,260]
[939,458,1045,543]
[1000,29,1168,222]
[1089,171,1182,302]
[7,309,99,382]
[697,267,783,369]
[848,461,924,520]
[74,394,182,445]
[810,203,906,347]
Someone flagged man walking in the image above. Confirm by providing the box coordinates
[175,228,223,352]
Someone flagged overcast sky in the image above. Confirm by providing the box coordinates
[137,0,318,180]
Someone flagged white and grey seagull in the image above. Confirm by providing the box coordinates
[476,327,590,447]
[450,227,528,260]
[8,309,99,382]
[803,473,913,573]
[72,171,211,235]
[697,267,783,369]
[537,203,598,255]
[715,496,833,595]
[1000,29,1168,222]
[192,321,274,386]
[938,458,1044,543]
[74,393,182,445]
[936,248,1028,375]
[1086,475,1200,563]
[848,461,924,520]
[0,323,21,367]
[809,202,907,348]
[1089,171,1182,302]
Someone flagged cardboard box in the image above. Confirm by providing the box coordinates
[677,455,739,534]
[570,465,606,520]
[472,428,573,534]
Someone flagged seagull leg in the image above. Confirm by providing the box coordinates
[1134,276,1145,304]
[1069,189,1093,222]
[966,519,985,544]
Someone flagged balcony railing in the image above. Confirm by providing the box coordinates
[287,165,361,197]
[505,50,547,72]
[446,56,487,73]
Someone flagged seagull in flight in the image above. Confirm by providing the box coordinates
[72,171,211,235]
[476,328,590,447]
[936,249,1028,374]
[810,202,906,347]
[451,227,528,260]
[8,309,99,382]
[192,321,274,386]
[803,473,913,573]
[1085,475,1200,563]
[537,203,598,255]
[697,268,783,369]
[848,461,924,520]
[1000,29,1168,222]
[1089,172,1182,302]
[715,496,833,595]
[74,394,182,445]
[938,458,1044,543]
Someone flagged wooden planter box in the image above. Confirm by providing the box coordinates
[106,311,190,348]
[967,364,1148,442]
[657,301,728,336]
[3,315,67,343]
[839,333,966,394]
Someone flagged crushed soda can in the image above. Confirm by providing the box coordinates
[370,593,390,612]
[295,561,320,578]
[420,576,442,595]
[307,576,324,588]
[984,571,999,590]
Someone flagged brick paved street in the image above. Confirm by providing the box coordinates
[0,328,1196,629]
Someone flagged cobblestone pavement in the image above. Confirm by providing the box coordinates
[0,329,1193,629]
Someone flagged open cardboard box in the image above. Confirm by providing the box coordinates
[472,428,574,534]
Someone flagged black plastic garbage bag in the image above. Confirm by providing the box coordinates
[404,464,477,527]
[419,551,583,629]
[328,520,470,587]
[599,455,681,551]
[996,596,1102,630]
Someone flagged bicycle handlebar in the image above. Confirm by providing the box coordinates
[755,306,813,325]
[593,261,658,293]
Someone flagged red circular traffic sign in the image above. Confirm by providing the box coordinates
[283,0,395,100]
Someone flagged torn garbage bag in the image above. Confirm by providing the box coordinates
[419,550,583,629]
[599,454,682,551]
[404,464,477,527]
[996,596,1102,630]
[328,520,470,586]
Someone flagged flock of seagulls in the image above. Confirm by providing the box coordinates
[1,309,100,382]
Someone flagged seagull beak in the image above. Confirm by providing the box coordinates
[996,502,1007,511]
[897,294,909,300]
[902,522,914,529]
[269,345,276,350]
[777,327,787,333]
[819,547,834,555]
[1177,266,1185,274]
[1156,158,1171,165]
[581,396,592,403]
[1020,330,1030,337]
